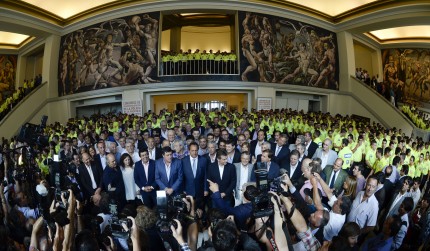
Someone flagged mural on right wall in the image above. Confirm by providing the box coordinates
[382,48,430,103]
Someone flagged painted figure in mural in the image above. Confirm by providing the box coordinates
[384,56,403,89]
[132,14,159,83]
[240,12,338,89]
[241,13,258,81]
[59,14,160,96]
[0,57,15,92]
[280,42,318,86]
[314,41,337,89]
[60,49,69,96]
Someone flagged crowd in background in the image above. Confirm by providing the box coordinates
[0,74,42,120]
[402,104,430,131]
[160,49,238,75]
[355,67,402,107]
[1,107,430,250]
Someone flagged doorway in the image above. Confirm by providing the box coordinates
[152,93,247,113]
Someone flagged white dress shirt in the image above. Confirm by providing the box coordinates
[86,165,97,189]
[290,163,299,177]
[239,164,249,190]
[148,148,156,160]
[219,165,225,179]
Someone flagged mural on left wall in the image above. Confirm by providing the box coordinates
[0,55,17,96]
[58,12,160,96]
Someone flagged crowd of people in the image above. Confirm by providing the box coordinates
[160,50,238,75]
[1,107,430,251]
[0,75,42,121]
[401,104,430,131]
[355,67,402,107]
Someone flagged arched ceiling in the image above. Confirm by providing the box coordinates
[0,0,430,50]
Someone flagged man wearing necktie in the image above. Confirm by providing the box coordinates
[182,142,208,211]
[271,134,290,167]
[78,152,103,202]
[323,158,348,193]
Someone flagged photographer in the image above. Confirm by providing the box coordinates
[207,179,253,231]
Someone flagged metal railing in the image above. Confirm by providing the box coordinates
[160,58,239,76]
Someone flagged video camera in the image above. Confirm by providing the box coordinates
[155,191,193,235]
[251,162,288,218]
[54,173,70,209]
[108,190,132,239]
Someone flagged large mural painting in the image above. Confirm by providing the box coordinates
[0,55,17,93]
[238,11,339,90]
[59,12,160,96]
[382,48,430,103]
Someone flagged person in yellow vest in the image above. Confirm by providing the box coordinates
[313,130,323,148]
[416,153,427,181]
[338,138,353,170]
[365,140,378,177]
[351,135,365,167]
[333,128,346,152]
[408,155,416,178]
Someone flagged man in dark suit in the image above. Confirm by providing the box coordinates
[145,136,162,161]
[252,149,281,181]
[281,150,302,187]
[155,146,183,196]
[182,142,208,210]
[78,152,103,202]
[250,130,266,158]
[134,149,157,208]
[323,158,348,194]
[207,149,237,206]
[194,120,205,136]
[225,140,241,164]
[304,132,319,158]
[102,153,126,210]
[94,141,108,171]
[271,134,290,167]
[63,163,83,202]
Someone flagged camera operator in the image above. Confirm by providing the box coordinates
[208,179,254,231]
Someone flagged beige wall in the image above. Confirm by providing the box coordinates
[152,93,246,113]
[161,26,231,52]
[354,41,377,77]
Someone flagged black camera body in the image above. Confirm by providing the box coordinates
[156,191,191,235]
[252,162,286,218]
[251,191,274,218]
[111,217,132,238]
[108,202,131,239]
[170,193,188,212]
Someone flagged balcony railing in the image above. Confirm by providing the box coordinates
[159,53,239,76]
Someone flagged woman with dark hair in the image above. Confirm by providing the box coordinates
[338,222,361,250]
[119,153,138,205]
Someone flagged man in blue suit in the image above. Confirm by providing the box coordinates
[155,146,183,196]
[182,142,208,210]
[252,149,280,181]
[134,149,157,208]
